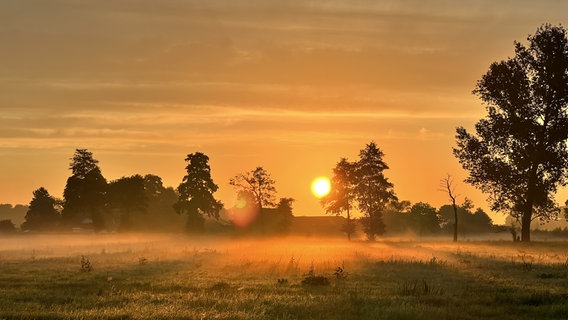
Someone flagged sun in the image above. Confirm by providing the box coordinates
[311,177,331,198]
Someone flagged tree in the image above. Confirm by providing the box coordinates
[354,141,397,240]
[275,197,295,234]
[130,174,183,232]
[0,220,17,234]
[0,204,28,227]
[107,175,147,231]
[383,200,412,234]
[21,187,60,231]
[439,175,460,242]
[439,202,494,236]
[229,167,277,209]
[70,149,100,179]
[320,158,357,239]
[408,202,440,236]
[454,25,568,242]
[229,167,277,232]
[62,149,107,231]
[174,152,223,232]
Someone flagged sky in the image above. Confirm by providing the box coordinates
[1,0,567,224]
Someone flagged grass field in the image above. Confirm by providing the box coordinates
[1,234,568,319]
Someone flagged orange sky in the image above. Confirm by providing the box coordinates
[1,1,567,224]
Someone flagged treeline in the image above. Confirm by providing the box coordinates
[0,149,295,235]
[381,201,495,237]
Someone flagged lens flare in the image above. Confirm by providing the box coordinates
[311,177,331,198]
[228,195,260,228]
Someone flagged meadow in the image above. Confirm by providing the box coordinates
[1,234,568,319]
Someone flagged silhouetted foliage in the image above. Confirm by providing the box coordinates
[21,187,61,231]
[228,194,295,235]
[354,141,397,240]
[275,197,295,233]
[229,167,277,232]
[382,201,441,236]
[62,149,107,231]
[0,204,28,227]
[106,175,147,231]
[383,200,412,234]
[439,203,493,235]
[408,202,440,236]
[130,174,184,231]
[0,219,17,234]
[70,149,100,179]
[174,152,223,232]
[454,24,568,242]
[230,167,277,209]
[320,158,357,239]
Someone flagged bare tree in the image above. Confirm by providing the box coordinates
[439,175,459,242]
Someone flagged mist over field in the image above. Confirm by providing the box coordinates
[2,233,568,319]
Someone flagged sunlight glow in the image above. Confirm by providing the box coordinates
[311,177,331,198]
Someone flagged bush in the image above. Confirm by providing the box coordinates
[0,220,17,234]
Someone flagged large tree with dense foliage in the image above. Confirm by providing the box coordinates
[454,24,568,242]
[21,187,60,231]
[174,152,223,232]
[321,142,397,240]
[0,219,17,233]
[62,149,107,230]
[320,158,357,239]
[355,141,397,240]
[106,175,147,231]
[127,174,182,232]
[408,202,440,236]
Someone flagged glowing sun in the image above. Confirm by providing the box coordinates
[311,177,331,198]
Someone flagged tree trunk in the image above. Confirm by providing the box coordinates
[521,209,531,242]
[346,208,351,241]
[452,201,458,242]
[521,167,538,242]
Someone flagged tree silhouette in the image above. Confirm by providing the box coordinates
[229,167,277,209]
[320,158,357,239]
[439,202,494,236]
[62,149,107,231]
[107,175,147,231]
[354,141,397,240]
[275,197,295,234]
[21,187,60,231]
[439,175,460,242]
[0,220,16,233]
[229,167,277,232]
[69,149,100,179]
[408,202,440,236]
[130,174,183,232]
[454,24,568,242]
[174,152,223,232]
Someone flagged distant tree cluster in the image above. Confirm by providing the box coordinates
[14,149,188,233]
[10,149,295,235]
[382,199,494,238]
